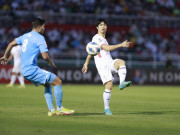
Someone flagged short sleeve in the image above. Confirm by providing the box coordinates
[15,35,23,45]
[92,36,106,48]
[37,36,48,53]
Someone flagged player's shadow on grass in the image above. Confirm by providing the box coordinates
[72,113,104,116]
[126,111,177,115]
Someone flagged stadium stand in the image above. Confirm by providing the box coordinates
[0,0,180,69]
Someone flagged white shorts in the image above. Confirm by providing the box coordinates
[12,64,21,73]
[96,59,118,85]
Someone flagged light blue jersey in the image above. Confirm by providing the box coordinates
[15,31,48,76]
[15,31,56,86]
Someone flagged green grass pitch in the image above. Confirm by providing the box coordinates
[0,84,180,135]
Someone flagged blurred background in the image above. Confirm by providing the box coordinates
[0,0,180,85]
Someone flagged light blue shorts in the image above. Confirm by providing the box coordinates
[24,68,56,86]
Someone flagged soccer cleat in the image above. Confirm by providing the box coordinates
[56,107,75,116]
[18,85,25,88]
[6,84,14,88]
[119,81,132,90]
[48,111,57,117]
[104,109,112,115]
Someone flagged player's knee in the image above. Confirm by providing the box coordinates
[118,59,125,66]
[106,85,113,90]
[52,77,62,86]
[115,60,125,70]
[106,86,112,90]
[105,81,113,90]
[56,77,62,85]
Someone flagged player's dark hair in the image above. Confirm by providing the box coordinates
[32,18,45,28]
[96,18,108,27]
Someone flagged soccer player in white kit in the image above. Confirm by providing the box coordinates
[82,18,132,115]
[6,45,25,88]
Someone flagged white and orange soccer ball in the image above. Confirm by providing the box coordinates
[86,42,101,55]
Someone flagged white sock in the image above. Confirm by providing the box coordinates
[118,65,127,84]
[57,106,63,111]
[10,75,16,85]
[18,75,25,85]
[103,89,111,109]
[50,108,55,112]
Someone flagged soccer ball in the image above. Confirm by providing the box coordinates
[86,42,100,55]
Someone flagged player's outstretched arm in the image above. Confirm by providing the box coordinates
[0,39,18,65]
[101,40,132,51]
[82,54,93,73]
[41,52,56,69]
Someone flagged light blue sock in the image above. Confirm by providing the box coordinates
[44,86,54,110]
[54,85,63,107]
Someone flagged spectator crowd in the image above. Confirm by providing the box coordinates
[0,0,180,17]
[0,23,179,61]
[0,0,180,63]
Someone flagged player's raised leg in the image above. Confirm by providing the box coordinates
[103,81,113,115]
[51,76,74,115]
[114,59,132,90]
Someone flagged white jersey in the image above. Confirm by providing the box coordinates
[92,34,113,68]
[11,45,21,67]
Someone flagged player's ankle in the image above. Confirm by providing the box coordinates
[57,106,63,111]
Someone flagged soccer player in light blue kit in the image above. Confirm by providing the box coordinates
[0,18,74,116]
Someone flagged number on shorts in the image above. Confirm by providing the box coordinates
[22,39,28,52]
